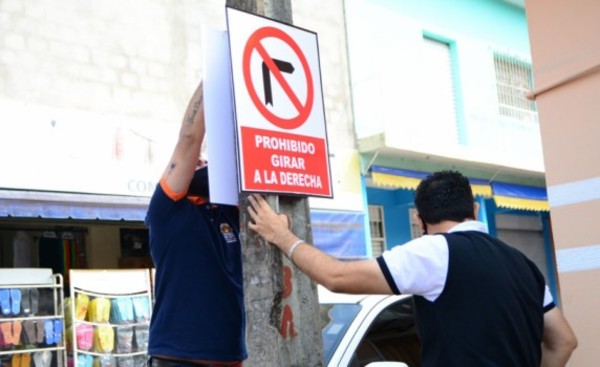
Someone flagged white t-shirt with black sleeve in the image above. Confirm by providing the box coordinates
[376,220,554,367]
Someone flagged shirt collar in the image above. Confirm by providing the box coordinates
[448,220,488,234]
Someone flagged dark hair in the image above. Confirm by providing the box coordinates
[414,170,475,225]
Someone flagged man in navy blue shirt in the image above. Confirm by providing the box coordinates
[247,170,577,367]
[146,82,246,367]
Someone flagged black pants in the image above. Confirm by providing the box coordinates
[148,357,242,367]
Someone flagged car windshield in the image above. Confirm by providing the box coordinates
[320,303,361,365]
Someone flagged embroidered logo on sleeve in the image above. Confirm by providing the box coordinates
[220,223,238,244]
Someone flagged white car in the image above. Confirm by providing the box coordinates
[319,286,421,367]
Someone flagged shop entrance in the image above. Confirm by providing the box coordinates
[0,219,151,296]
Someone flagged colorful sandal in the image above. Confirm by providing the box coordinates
[12,353,21,367]
[10,289,22,316]
[1,321,13,346]
[132,297,149,322]
[94,325,114,353]
[21,289,31,315]
[35,320,45,344]
[44,319,54,345]
[33,352,44,367]
[76,355,87,367]
[40,351,52,367]
[76,324,93,351]
[20,353,31,367]
[0,289,10,316]
[23,320,36,345]
[12,321,22,345]
[53,319,63,345]
[29,288,39,315]
[89,298,110,323]
[75,294,89,321]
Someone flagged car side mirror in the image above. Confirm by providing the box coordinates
[365,363,409,367]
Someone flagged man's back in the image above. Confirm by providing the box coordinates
[414,231,546,367]
[146,184,247,362]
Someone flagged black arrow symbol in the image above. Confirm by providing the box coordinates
[262,59,295,106]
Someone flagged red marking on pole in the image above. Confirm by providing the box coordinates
[280,304,298,339]
[282,265,293,298]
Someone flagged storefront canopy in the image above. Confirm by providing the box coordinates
[0,190,150,221]
[370,165,549,211]
[491,182,549,212]
[370,165,493,198]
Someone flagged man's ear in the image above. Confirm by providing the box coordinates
[473,202,480,220]
[413,211,425,232]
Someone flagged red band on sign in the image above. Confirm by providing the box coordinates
[240,126,331,196]
[243,26,314,130]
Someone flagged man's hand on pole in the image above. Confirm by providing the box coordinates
[247,194,298,251]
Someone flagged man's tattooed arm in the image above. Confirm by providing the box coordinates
[186,93,203,125]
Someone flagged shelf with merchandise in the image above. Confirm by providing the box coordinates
[0,269,67,367]
[67,270,152,367]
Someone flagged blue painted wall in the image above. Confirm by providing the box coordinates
[367,187,415,249]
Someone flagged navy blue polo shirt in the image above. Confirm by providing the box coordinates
[145,181,246,362]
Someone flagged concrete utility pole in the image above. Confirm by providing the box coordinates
[225,1,323,366]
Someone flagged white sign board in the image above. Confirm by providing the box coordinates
[203,27,239,205]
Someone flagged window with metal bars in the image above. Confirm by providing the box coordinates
[493,53,538,122]
[368,205,386,258]
[409,208,423,240]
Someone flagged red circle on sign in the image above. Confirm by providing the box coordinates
[243,26,314,130]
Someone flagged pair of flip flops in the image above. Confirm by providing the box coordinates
[11,353,31,367]
[131,297,150,322]
[133,325,149,350]
[74,294,90,321]
[88,298,111,323]
[77,354,117,367]
[0,289,21,316]
[32,351,52,367]
[110,298,133,324]
[20,289,40,316]
[76,354,93,367]
[0,289,39,316]
[93,325,114,353]
[22,320,44,345]
[43,319,63,345]
[76,324,93,351]
[19,319,62,346]
[0,320,22,346]
[115,326,133,353]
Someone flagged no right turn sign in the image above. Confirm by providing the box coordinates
[226,7,332,198]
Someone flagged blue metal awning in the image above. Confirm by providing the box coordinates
[0,190,150,221]
[370,165,493,197]
[369,165,549,211]
[491,182,549,211]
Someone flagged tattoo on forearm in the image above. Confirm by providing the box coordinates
[165,162,176,176]
[186,94,203,125]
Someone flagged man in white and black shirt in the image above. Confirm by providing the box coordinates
[247,170,577,367]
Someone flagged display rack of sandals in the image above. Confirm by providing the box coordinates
[67,270,152,367]
[0,268,67,367]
